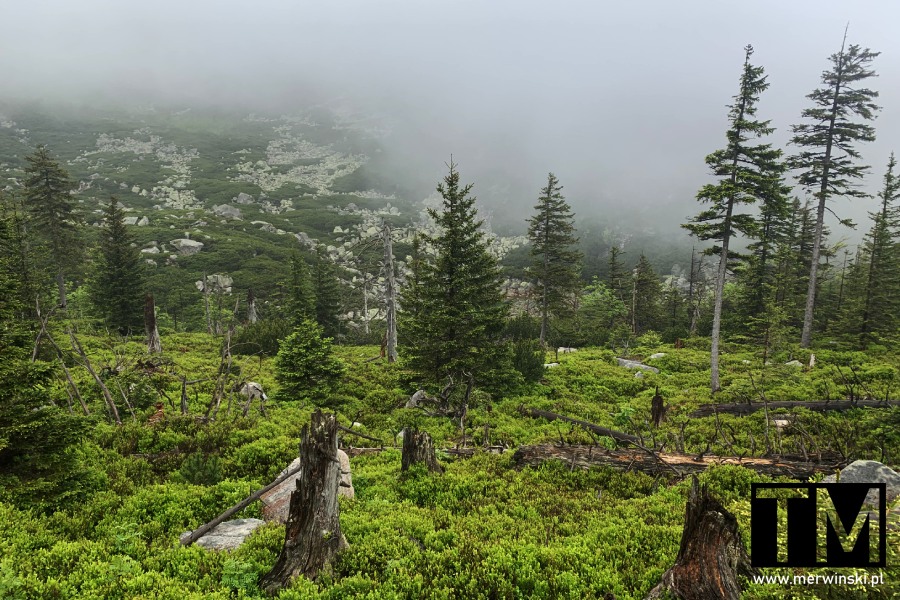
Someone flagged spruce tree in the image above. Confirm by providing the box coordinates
[313,246,342,338]
[859,153,900,344]
[683,45,786,392]
[789,31,880,347]
[287,251,315,325]
[91,197,145,334]
[607,246,627,302]
[526,173,583,344]
[402,162,508,387]
[0,208,87,509]
[23,145,80,308]
[631,254,662,335]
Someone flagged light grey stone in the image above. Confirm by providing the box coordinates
[180,518,265,551]
[212,204,243,219]
[822,460,900,506]
[170,238,204,255]
[616,358,659,374]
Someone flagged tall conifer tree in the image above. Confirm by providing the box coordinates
[526,173,582,344]
[23,145,80,308]
[683,45,786,392]
[859,153,900,343]
[402,162,508,386]
[313,246,342,338]
[789,31,880,347]
[91,197,145,334]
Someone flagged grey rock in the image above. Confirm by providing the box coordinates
[212,204,243,220]
[137,216,149,226]
[406,389,426,409]
[170,238,204,255]
[180,518,264,551]
[785,360,804,368]
[543,363,559,368]
[123,216,139,225]
[141,246,160,254]
[649,353,667,360]
[557,347,577,354]
[634,371,644,379]
[616,358,659,374]
[822,460,900,506]
[234,192,255,205]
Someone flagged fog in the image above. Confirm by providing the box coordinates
[3,0,900,240]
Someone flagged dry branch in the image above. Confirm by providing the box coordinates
[181,462,303,547]
[518,406,639,444]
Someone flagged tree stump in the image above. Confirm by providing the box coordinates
[645,476,754,600]
[401,428,444,474]
[650,386,665,428]
[261,410,347,595]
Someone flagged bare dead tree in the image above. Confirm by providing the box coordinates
[145,293,162,354]
[68,327,121,425]
[261,411,347,593]
[382,221,398,363]
[247,288,258,324]
[33,299,89,415]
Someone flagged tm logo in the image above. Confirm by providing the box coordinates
[751,483,886,568]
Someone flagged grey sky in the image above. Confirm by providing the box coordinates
[3,0,899,239]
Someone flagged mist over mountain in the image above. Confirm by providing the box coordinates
[3,0,900,244]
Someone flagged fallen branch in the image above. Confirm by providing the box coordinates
[690,399,900,417]
[511,444,843,480]
[181,461,303,547]
[337,424,383,445]
[518,406,639,444]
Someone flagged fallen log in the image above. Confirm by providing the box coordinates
[690,399,900,418]
[518,406,639,444]
[181,462,303,547]
[645,475,754,600]
[511,444,843,480]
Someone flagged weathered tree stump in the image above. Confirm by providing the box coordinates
[651,386,665,428]
[261,411,347,595]
[401,428,444,474]
[645,476,754,600]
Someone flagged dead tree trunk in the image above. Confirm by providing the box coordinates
[261,411,347,594]
[690,399,900,418]
[651,387,665,428]
[382,222,398,363]
[645,476,754,600]
[511,444,842,480]
[401,428,444,474]
[145,293,162,354]
[247,288,258,324]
